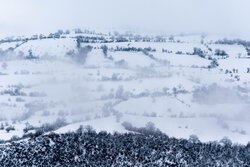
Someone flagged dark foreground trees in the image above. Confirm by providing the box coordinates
[0,129,249,166]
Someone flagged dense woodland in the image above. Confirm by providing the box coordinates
[0,127,249,166]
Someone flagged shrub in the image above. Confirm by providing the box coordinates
[23,122,35,133]
[25,49,38,59]
[101,45,108,57]
[208,59,219,68]
[34,129,44,137]
[10,135,20,141]
[122,121,162,136]
[5,126,15,133]
[175,51,183,54]
[0,123,4,130]
[214,49,227,56]
[66,45,92,64]
[193,47,206,58]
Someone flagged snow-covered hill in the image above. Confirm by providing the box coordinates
[0,30,249,144]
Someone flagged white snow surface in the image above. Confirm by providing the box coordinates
[0,33,249,144]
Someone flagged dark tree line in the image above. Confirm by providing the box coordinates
[0,127,249,166]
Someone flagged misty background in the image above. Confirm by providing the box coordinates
[1,0,250,38]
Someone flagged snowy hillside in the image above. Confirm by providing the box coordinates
[0,30,250,144]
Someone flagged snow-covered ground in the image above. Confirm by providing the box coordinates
[0,31,249,144]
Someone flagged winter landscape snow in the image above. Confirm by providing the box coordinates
[0,30,249,145]
[1,0,250,166]
[0,29,249,166]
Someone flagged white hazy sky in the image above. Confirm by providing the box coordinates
[0,0,250,37]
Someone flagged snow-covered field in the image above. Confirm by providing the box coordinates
[0,31,249,144]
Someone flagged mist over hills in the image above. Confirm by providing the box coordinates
[0,0,250,165]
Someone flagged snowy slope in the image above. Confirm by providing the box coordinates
[0,32,249,144]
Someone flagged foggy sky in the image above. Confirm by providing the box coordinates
[0,0,250,37]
